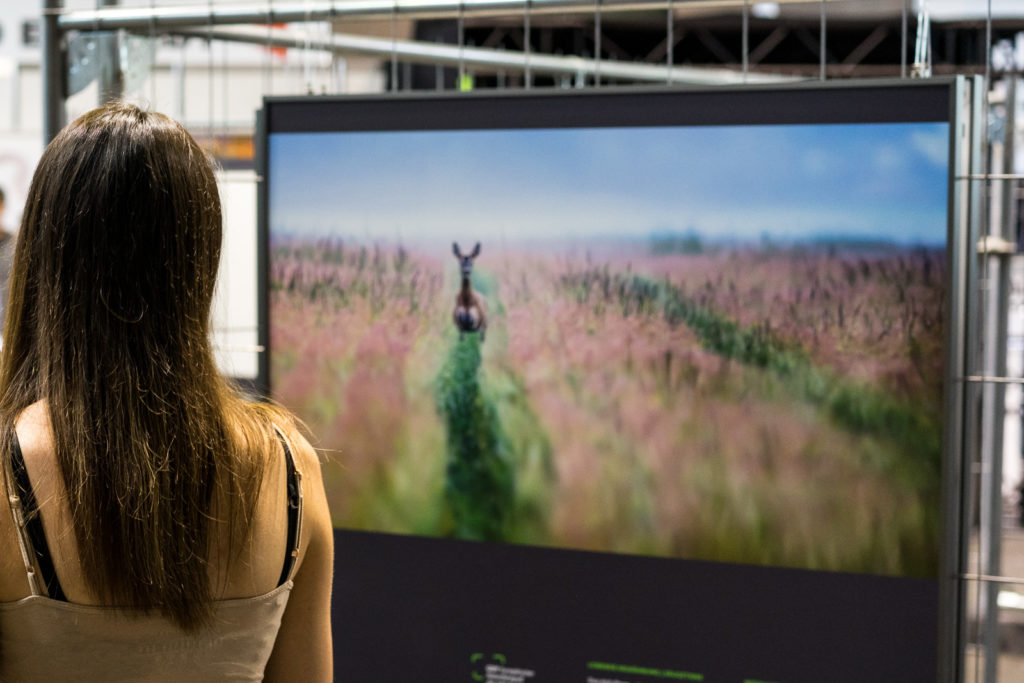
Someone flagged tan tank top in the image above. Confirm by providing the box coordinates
[0,431,303,682]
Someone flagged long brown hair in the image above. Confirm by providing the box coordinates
[0,102,285,630]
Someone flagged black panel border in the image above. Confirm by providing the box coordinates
[265,78,956,135]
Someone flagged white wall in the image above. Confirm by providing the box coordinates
[0,131,42,232]
[212,169,260,381]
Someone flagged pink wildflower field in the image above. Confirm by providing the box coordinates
[271,238,945,578]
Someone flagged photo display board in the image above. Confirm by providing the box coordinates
[261,80,972,683]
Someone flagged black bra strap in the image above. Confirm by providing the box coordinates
[10,433,67,602]
[9,430,300,596]
[276,432,302,587]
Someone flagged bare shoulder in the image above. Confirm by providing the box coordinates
[14,401,53,460]
[278,421,324,491]
[263,418,334,682]
[283,420,332,570]
[262,415,332,577]
[274,420,329,521]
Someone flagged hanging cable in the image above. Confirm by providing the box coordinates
[819,0,826,80]
[391,0,399,91]
[524,0,532,89]
[666,0,673,85]
[149,0,156,104]
[458,1,466,89]
[325,8,333,93]
[742,0,749,81]
[329,0,338,94]
[265,0,274,95]
[94,0,103,104]
[985,0,992,88]
[304,0,314,93]
[976,6,998,683]
[900,0,908,78]
[594,0,601,87]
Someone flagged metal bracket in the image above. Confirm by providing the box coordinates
[978,235,1018,255]
[67,31,112,96]
[912,0,931,78]
[120,33,155,96]
[68,30,154,98]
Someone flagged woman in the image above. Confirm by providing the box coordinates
[0,102,333,681]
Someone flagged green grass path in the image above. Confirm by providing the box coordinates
[434,268,555,543]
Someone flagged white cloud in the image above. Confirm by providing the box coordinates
[801,148,830,176]
[873,145,905,171]
[274,192,946,247]
[911,129,949,166]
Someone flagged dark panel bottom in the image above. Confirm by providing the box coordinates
[331,529,938,683]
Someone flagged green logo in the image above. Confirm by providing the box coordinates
[470,652,507,681]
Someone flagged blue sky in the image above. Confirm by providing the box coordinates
[269,122,949,247]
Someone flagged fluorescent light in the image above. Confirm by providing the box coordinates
[752,2,780,20]
[997,591,1024,610]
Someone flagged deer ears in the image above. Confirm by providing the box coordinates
[453,242,481,259]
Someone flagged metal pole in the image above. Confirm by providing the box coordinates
[60,0,716,31]
[987,71,1020,683]
[593,0,601,87]
[174,24,795,85]
[977,78,1014,683]
[741,0,748,79]
[962,75,986,683]
[900,0,907,78]
[42,0,66,144]
[666,0,673,84]
[524,0,532,88]
[818,0,825,80]
[1003,79,1019,254]
[986,0,992,88]
[391,0,399,90]
[980,223,1011,683]
[98,0,124,103]
[458,2,465,86]
[980,4,1000,677]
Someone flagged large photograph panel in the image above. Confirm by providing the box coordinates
[269,120,949,579]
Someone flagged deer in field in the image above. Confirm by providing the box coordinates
[452,242,487,342]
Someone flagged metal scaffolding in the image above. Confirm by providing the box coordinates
[43,0,821,143]
[52,0,833,30]
[169,24,795,85]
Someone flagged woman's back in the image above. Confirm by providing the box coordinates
[0,102,333,681]
[2,402,294,604]
[0,401,333,682]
